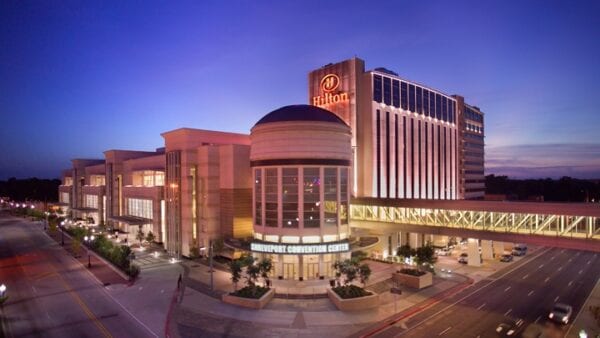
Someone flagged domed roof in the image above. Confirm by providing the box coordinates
[254,105,346,127]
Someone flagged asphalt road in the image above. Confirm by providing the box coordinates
[0,212,155,338]
[370,246,599,338]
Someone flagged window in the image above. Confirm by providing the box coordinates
[64,177,73,186]
[324,168,337,225]
[127,198,152,219]
[60,192,70,204]
[282,168,298,228]
[435,94,442,120]
[416,86,423,114]
[423,90,429,117]
[383,77,391,105]
[303,168,320,228]
[265,168,278,227]
[85,194,98,209]
[442,96,448,122]
[254,169,262,226]
[429,91,435,119]
[373,75,382,102]
[392,80,400,107]
[409,84,416,112]
[340,168,348,225]
[401,82,408,110]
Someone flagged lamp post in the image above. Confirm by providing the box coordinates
[84,235,95,268]
[209,240,214,291]
[60,221,65,246]
[0,283,7,305]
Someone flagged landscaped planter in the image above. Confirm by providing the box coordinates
[392,270,432,289]
[222,288,275,309]
[327,288,379,311]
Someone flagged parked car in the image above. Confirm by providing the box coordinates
[512,244,527,256]
[435,247,452,256]
[496,317,525,336]
[458,253,468,264]
[500,254,513,262]
[548,303,573,324]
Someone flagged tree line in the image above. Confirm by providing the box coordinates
[485,175,600,202]
[0,177,60,202]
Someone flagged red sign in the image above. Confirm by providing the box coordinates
[320,74,340,93]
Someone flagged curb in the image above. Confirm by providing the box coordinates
[165,285,181,338]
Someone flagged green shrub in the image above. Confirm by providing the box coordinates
[231,285,270,299]
[398,268,426,276]
[332,285,373,299]
[127,264,140,279]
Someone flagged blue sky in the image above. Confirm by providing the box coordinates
[1,1,599,179]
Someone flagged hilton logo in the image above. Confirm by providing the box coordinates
[312,73,349,107]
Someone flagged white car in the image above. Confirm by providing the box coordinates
[548,303,573,324]
[435,248,451,256]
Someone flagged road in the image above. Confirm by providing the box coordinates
[0,212,155,338]
[369,246,599,338]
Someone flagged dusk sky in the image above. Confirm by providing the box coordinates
[1,1,599,180]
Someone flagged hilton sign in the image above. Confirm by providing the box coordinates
[312,74,349,107]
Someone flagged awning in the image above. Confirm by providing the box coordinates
[109,215,152,225]
[72,207,99,212]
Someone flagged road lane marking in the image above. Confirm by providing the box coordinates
[504,309,512,316]
[568,281,573,286]
[558,266,563,271]
[528,290,534,296]
[544,277,550,283]
[57,272,113,338]
[504,286,511,292]
[535,316,541,323]
[550,256,555,260]
[568,258,572,262]
[522,274,528,279]
[588,260,591,264]
[438,327,452,335]
[554,296,559,302]
[539,264,544,269]
[579,269,583,274]
[477,303,486,310]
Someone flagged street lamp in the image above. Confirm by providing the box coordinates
[60,221,65,246]
[0,283,7,305]
[84,235,95,268]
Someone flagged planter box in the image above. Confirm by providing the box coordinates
[392,271,432,289]
[327,288,379,311]
[222,288,275,309]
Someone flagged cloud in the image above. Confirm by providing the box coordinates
[486,143,600,179]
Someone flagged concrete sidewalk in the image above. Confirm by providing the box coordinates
[567,275,600,338]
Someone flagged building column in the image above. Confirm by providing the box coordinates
[409,233,420,248]
[319,254,324,278]
[467,238,481,267]
[298,255,303,281]
[481,240,494,260]
[277,255,283,279]
[492,241,506,257]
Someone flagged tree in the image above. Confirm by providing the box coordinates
[358,263,372,287]
[145,231,155,244]
[414,244,437,271]
[258,258,273,286]
[245,264,260,287]
[71,239,82,258]
[228,259,243,291]
[397,244,415,260]
[212,238,224,257]
[136,228,145,245]
[333,258,361,286]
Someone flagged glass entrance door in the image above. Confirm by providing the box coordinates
[283,263,296,280]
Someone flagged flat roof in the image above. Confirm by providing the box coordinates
[351,197,600,218]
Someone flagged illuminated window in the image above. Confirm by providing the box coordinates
[127,198,153,219]
[84,194,98,209]
[324,168,337,225]
[64,177,73,186]
[265,168,278,227]
[282,168,298,228]
[303,168,320,228]
[254,169,262,226]
[60,192,70,204]
[373,75,382,103]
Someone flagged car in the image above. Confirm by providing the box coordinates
[495,317,525,336]
[500,254,513,262]
[435,247,452,256]
[458,253,468,264]
[512,244,528,256]
[548,303,573,324]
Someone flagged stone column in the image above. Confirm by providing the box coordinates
[481,240,494,260]
[409,233,420,248]
[467,238,481,267]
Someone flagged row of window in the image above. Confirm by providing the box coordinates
[127,198,153,219]
[375,110,457,199]
[464,160,484,166]
[465,179,485,184]
[255,167,349,228]
[464,142,484,149]
[373,74,456,123]
[464,133,484,141]
[465,170,485,175]
[464,150,484,157]
[60,192,70,204]
[464,106,483,122]
[132,170,165,187]
[466,123,483,134]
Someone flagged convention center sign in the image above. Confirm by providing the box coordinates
[250,240,350,255]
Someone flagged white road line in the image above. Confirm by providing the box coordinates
[522,274,528,279]
[588,260,591,264]
[568,258,572,262]
[539,264,544,269]
[438,327,452,336]
[558,266,563,271]
[528,290,534,296]
[31,286,37,294]
[550,256,555,260]
[477,303,486,310]
[568,281,573,286]
[504,286,511,292]
[535,316,541,323]
[579,269,583,274]
[504,309,512,316]
[554,296,559,302]
[545,277,550,283]
[566,277,600,337]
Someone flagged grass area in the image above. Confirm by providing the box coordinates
[332,285,373,299]
[230,286,270,299]
[397,268,426,276]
